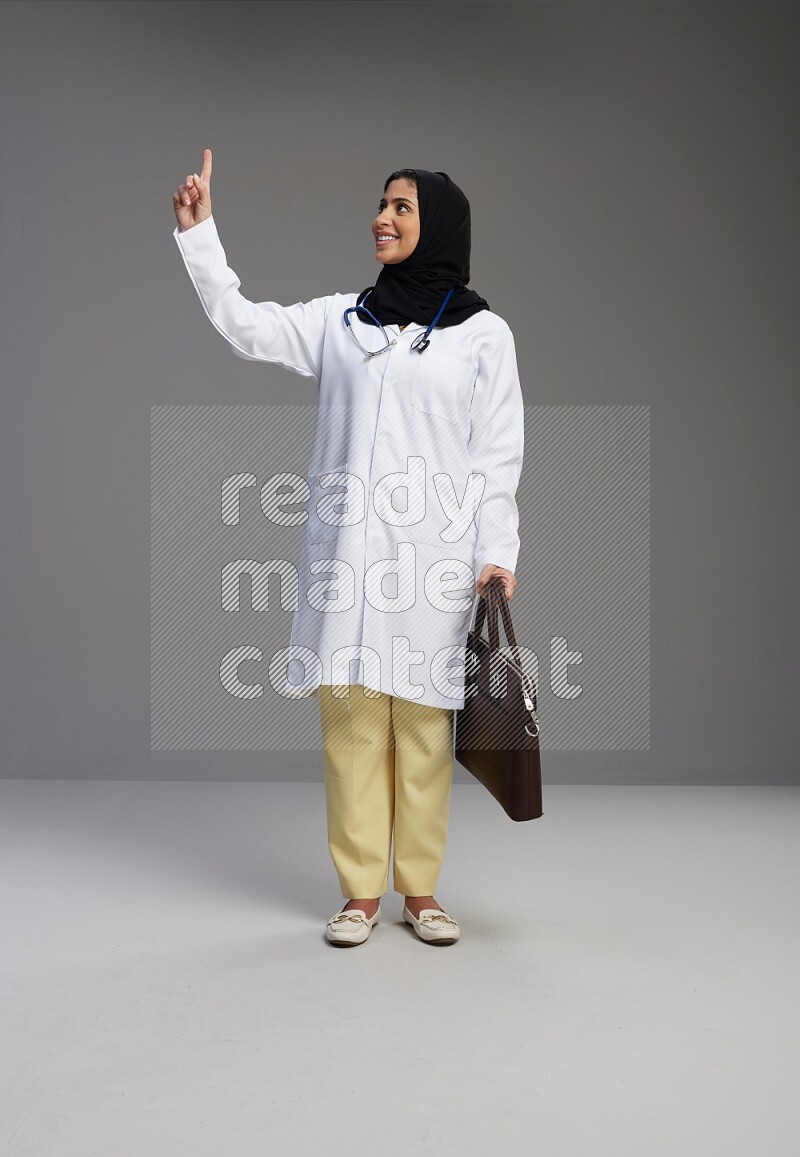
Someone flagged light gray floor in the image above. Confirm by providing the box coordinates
[1,781,798,1155]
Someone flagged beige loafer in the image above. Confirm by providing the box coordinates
[403,905,460,945]
[326,905,381,946]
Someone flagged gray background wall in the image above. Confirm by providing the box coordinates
[2,1,797,783]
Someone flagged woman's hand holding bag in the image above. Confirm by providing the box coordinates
[476,563,516,601]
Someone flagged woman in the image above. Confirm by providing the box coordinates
[172,149,524,947]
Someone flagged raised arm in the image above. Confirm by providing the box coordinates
[172,148,331,379]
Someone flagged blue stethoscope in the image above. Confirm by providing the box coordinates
[343,286,456,358]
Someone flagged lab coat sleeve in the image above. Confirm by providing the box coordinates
[468,325,525,576]
[172,215,331,379]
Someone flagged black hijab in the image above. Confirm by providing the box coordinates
[355,168,490,329]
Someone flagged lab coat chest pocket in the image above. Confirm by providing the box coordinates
[409,346,476,426]
[306,465,348,543]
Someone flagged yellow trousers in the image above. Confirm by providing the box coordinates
[316,684,455,899]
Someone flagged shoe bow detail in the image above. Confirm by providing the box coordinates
[330,911,368,925]
[420,911,458,926]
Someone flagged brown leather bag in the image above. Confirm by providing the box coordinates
[454,576,543,822]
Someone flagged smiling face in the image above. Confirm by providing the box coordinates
[372,178,420,264]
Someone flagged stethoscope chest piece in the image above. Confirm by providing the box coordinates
[409,285,455,353]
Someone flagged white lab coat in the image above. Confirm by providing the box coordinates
[173,215,524,710]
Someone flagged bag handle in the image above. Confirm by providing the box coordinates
[472,577,500,642]
[471,577,539,724]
